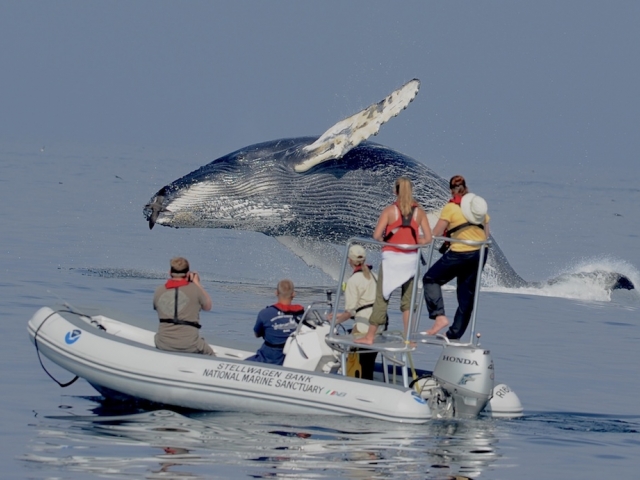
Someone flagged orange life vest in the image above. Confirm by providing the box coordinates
[382,203,420,253]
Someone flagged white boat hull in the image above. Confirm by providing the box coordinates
[28,307,432,423]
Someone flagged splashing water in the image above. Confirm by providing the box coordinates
[485,256,640,303]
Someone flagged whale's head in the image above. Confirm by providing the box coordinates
[144,137,311,232]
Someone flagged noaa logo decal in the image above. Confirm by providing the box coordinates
[65,329,82,345]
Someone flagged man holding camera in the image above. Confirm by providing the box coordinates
[153,256,215,355]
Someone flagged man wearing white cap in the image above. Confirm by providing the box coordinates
[331,244,379,379]
[422,175,490,340]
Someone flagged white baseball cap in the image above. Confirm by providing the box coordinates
[348,244,366,262]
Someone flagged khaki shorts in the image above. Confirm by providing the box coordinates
[368,265,414,327]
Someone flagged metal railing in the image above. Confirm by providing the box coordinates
[327,235,491,351]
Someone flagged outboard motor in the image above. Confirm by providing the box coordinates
[432,344,494,418]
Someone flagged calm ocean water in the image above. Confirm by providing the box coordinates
[2,140,639,479]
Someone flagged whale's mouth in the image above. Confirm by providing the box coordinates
[144,187,169,229]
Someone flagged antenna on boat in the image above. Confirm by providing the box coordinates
[47,289,80,314]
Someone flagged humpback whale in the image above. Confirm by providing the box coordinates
[144,79,633,291]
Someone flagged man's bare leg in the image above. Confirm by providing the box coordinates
[354,324,377,345]
[423,315,449,336]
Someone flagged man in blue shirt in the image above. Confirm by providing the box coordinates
[247,279,305,365]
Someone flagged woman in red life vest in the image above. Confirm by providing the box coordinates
[153,257,215,355]
[422,175,490,339]
[355,177,432,345]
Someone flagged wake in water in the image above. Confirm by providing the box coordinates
[74,253,639,306]
[521,412,640,434]
[73,267,167,280]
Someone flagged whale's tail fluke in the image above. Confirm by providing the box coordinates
[613,275,635,290]
[546,271,636,291]
[294,79,421,173]
[484,239,528,288]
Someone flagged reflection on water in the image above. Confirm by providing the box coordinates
[22,401,504,479]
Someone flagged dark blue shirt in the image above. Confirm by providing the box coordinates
[248,304,304,365]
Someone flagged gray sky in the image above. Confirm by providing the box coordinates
[2,1,638,178]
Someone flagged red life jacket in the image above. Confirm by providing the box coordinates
[272,302,305,316]
[352,264,373,274]
[382,203,420,253]
[165,278,189,289]
[160,277,199,327]
[450,195,463,206]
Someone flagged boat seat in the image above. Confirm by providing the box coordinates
[282,323,338,372]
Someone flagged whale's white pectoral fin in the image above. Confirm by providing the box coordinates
[294,78,421,173]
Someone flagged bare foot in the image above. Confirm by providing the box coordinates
[423,315,449,336]
[354,334,375,345]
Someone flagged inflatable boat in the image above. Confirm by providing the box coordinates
[27,238,523,423]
